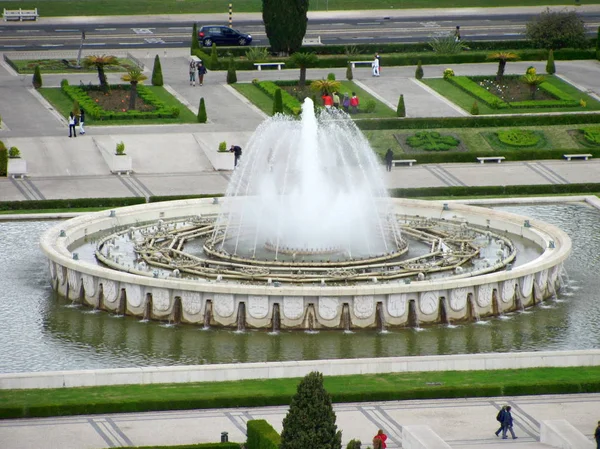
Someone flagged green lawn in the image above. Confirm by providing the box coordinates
[8,0,598,17]
[38,86,198,125]
[10,58,138,74]
[1,366,600,419]
[421,75,600,115]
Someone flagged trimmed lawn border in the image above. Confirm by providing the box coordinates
[38,86,198,126]
[1,366,600,419]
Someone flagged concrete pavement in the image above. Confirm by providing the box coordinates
[1,393,598,449]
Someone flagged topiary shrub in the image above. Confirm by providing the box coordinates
[151,55,163,86]
[60,79,69,90]
[407,131,460,151]
[191,23,199,51]
[198,97,207,123]
[546,49,556,74]
[8,146,20,158]
[247,419,280,449]
[496,129,541,147]
[526,65,536,75]
[363,99,377,113]
[272,88,284,115]
[443,68,455,79]
[327,73,336,80]
[471,101,480,115]
[218,141,227,152]
[210,43,218,67]
[32,65,42,89]
[415,60,424,80]
[115,141,126,155]
[226,57,237,84]
[346,63,353,81]
[396,94,405,117]
[0,141,7,177]
[346,439,362,449]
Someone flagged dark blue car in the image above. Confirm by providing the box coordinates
[198,25,252,47]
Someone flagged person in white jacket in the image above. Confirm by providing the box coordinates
[372,55,380,77]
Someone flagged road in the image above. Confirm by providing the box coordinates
[1,11,599,51]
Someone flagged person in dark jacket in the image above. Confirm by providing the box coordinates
[495,405,507,437]
[595,420,600,449]
[385,148,394,172]
[68,112,77,138]
[501,406,517,439]
[197,60,207,86]
[230,144,242,168]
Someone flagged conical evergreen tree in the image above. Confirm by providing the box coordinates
[210,43,219,68]
[396,94,405,117]
[346,63,353,81]
[151,55,163,86]
[191,23,200,51]
[280,372,341,449]
[546,49,556,75]
[32,65,42,88]
[272,88,283,115]
[72,99,80,117]
[415,60,424,80]
[227,57,237,84]
[597,25,600,59]
[470,101,480,115]
[197,97,207,123]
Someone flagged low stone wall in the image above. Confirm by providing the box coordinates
[1,349,599,390]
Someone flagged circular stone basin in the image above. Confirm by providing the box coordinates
[41,197,571,330]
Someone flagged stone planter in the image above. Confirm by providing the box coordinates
[110,154,133,174]
[7,158,27,178]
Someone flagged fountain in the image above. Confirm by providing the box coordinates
[40,99,571,330]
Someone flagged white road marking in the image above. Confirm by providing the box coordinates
[1,44,25,47]
[168,27,191,30]
[84,43,106,46]
[16,29,40,32]
[41,44,64,47]
[55,29,79,32]
[118,42,144,45]
[95,28,116,31]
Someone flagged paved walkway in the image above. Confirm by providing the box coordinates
[1,393,598,449]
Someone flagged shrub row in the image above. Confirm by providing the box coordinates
[539,82,576,102]
[0,140,7,177]
[389,182,600,198]
[2,55,19,73]
[61,82,179,120]
[254,81,302,115]
[247,420,280,449]
[356,113,600,130]
[135,444,240,449]
[447,76,507,108]
[0,197,146,211]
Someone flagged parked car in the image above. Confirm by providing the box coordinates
[197,25,252,47]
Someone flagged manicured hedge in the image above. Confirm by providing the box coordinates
[0,197,146,211]
[255,81,302,115]
[134,444,240,449]
[0,140,7,177]
[389,183,600,198]
[447,76,508,108]
[61,82,179,120]
[356,113,600,130]
[247,420,280,449]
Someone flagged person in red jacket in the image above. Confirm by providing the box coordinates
[373,429,388,449]
[349,92,359,114]
[322,92,333,109]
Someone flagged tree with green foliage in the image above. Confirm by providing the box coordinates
[32,65,42,89]
[396,94,405,117]
[486,51,520,80]
[262,0,309,55]
[546,49,556,75]
[121,68,149,110]
[522,74,546,100]
[210,43,218,68]
[280,372,342,449]
[226,57,237,84]
[191,23,199,52]
[470,101,480,115]
[289,52,318,87]
[346,63,353,81]
[197,97,207,123]
[83,54,119,92]
[525,8,587,50]
[415,60,424,80]
[151,55,163,86]
[273,88,284,115]
[0,142,7,177]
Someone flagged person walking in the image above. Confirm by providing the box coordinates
[375,52,381,73]
[385,148,394,172]
[454,25,461,42]
[372,55,380,77]
[68,112,77,138]
[322,92,333,110]
[189,60,197,86]
[342,93,350,112]
[230,144,242,168]
[373,429,387,449]
[349,92,360,114]
[501,406,517,440]
[332,91,340,109]
[494,405,507,437]
[595,420,600,449]
[197,60,207,86]
[79,109,85,135]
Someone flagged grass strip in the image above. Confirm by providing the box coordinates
[10,58,138,74]
[2,366,600,419]
[12,0,598,17]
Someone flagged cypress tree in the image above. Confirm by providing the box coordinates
[227,57,237,84]
[210,43,218,68]
[280,372,341,449]
[471,101,480,115]
[262,0,309,54]
[546,49,556,74]
[272,88,283,115]
[396,94,405,117]
[151,55,163,86]
[197,97,207,123]
[72,100,80,117]
[597,25,600,59]
[346,63,353,81]
[415,60,424,80]
[32,65,42,89]
[191,23,200,51]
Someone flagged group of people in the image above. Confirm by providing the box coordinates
[494,405,517,440]
[189,59,208,86]
[321,91,360,113]
[68,109,85,138]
